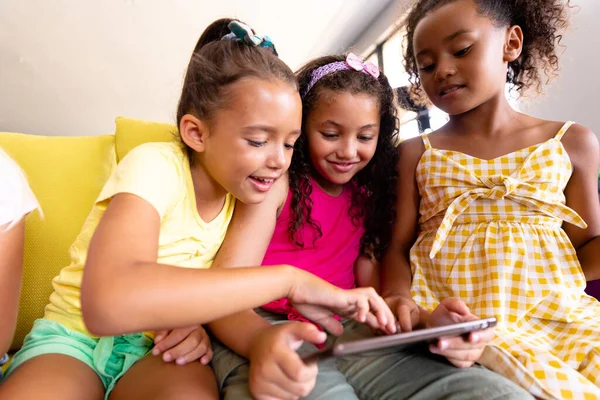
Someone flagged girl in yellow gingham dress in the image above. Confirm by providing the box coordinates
[412,123,600,399]
[384,0,600,399]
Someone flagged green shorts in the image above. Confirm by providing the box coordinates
[6,319,153,399]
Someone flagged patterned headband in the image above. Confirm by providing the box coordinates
[302,53,380,98]
[221,20,278,56]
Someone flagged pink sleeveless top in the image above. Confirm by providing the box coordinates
[261,181,364,323]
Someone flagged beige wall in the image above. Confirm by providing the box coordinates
[3,1,596,138]
[0,0,392,136]
[354,0,600,139]
[520,0,600,137]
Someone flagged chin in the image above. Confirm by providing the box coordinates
[328,176,354,187]
[437,102,475,116]
[226,186,263,205]
[238,192,267,205]
[337,176,354,185]
[318,169,341,183]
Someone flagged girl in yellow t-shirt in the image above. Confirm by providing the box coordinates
[0,19,394,400]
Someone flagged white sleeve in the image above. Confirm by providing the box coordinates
[0,148,40,227]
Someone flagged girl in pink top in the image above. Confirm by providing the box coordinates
[257,53,398,322]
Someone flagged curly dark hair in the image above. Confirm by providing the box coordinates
[289,55,400,262]
[403,0,571,101]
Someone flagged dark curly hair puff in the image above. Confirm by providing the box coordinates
[289,54,400,262]
[403,0,571,100]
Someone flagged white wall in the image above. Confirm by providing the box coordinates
[520,0,600,137]
[0,0,392,136]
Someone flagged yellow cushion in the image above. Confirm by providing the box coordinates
[115,117,178,162]
[0,132,116,350]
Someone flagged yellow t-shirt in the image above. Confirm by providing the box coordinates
[43,142,235,336]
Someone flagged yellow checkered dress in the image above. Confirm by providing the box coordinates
[411,122,600,399]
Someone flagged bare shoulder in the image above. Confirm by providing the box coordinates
[523,117,598,161]
[560,122,599,168]
[397,135,426,171]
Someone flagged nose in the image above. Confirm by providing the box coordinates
[267,144,287,170]
[337,138,357,160]
[435,55,457,81]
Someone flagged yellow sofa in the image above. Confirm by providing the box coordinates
[0,117,177,360]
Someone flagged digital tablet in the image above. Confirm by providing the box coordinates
[302,317,497,364]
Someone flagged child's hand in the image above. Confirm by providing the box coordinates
[384,293,421,332]
[152,325,212,365]
[249,322,324,400]
[426,298,494,368]
[288,271,397,335]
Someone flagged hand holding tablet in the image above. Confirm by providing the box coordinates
[302,317,497,364]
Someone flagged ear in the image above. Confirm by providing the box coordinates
[179,114,209,153]
[504,25,523,63]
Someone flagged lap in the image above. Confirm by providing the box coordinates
[336,320,533,400]
[2,319,153,399]
[216,311,532,400]
[0,353,104,400]
[110,353,218,400]
[213,310,357,400]
[219,340,356,400]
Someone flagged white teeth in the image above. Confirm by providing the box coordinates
[253,177,273,183]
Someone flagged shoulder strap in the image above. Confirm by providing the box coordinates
[554,121,575,141]
[421,134,432,150]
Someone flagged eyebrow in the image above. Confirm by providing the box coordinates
[322,120,342,128]
[322,120,378,130]
[416,29,474,58]
[243,125,276,134]
[445,29,473,42]
[244,125,301,136]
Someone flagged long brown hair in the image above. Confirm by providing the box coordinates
[176,18,298,159]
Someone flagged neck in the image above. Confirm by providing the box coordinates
[446,91,521,137]
[312,170,344,197]
[189,157,228,220]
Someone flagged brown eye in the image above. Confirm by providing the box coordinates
[247,140,266,147]
[454,46,472,57]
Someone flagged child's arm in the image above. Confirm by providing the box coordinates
[354,255,380,292]
[561,124,600,281]
[0,221,25,355]
[0,151,39,355]
[380,138,425,331]
[81,191,296,334]
[81,191,390,336]
[207,176,288,357]
[82,184,393,338]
